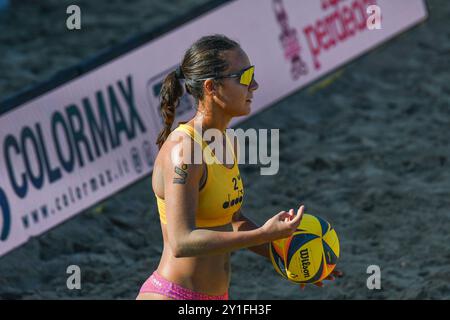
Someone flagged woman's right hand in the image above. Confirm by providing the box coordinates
[260,205,304,242]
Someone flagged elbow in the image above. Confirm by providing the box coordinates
[172,245,186,258]
[169,228,198,258]
[170,238,191,258]
[174,251,188,259]
[173,245,194,258]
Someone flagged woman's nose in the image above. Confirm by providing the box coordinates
[250,78,259,91]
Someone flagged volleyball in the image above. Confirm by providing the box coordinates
[269,213,340,284]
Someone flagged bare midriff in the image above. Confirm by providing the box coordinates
[155,221,233,296]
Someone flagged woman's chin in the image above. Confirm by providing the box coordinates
[237,109,251,117]
[243,103,252,115]
[231,104,252,117]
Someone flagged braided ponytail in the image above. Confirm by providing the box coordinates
[156,70,183,149]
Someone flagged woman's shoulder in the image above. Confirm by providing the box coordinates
[157,129,204,180]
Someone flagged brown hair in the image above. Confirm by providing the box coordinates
[155,34,240,149]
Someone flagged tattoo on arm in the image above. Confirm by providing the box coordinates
[173,164,188,184]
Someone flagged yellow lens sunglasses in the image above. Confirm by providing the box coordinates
[197,65,255,86]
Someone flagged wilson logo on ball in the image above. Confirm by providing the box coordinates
[300,249,311,278]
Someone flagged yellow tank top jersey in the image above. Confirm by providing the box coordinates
[155,123,244,228]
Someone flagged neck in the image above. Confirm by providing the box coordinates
[190,102,232,134]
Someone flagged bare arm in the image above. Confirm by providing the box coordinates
[231,209,271,260]
[164,138,267,258]
[163,134,303,258]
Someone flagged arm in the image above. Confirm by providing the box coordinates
[163,138,268,258]
[231,209,271,260]
[163,135,303,258]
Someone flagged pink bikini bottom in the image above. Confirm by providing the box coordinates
[138,271,229,300]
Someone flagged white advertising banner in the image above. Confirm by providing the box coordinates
[0,0,428,257]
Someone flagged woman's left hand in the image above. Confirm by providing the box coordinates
[299,269,344,290]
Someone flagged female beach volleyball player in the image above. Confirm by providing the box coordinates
[136,35,340,300]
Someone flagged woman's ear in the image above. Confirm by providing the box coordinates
[203,79,216,97]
